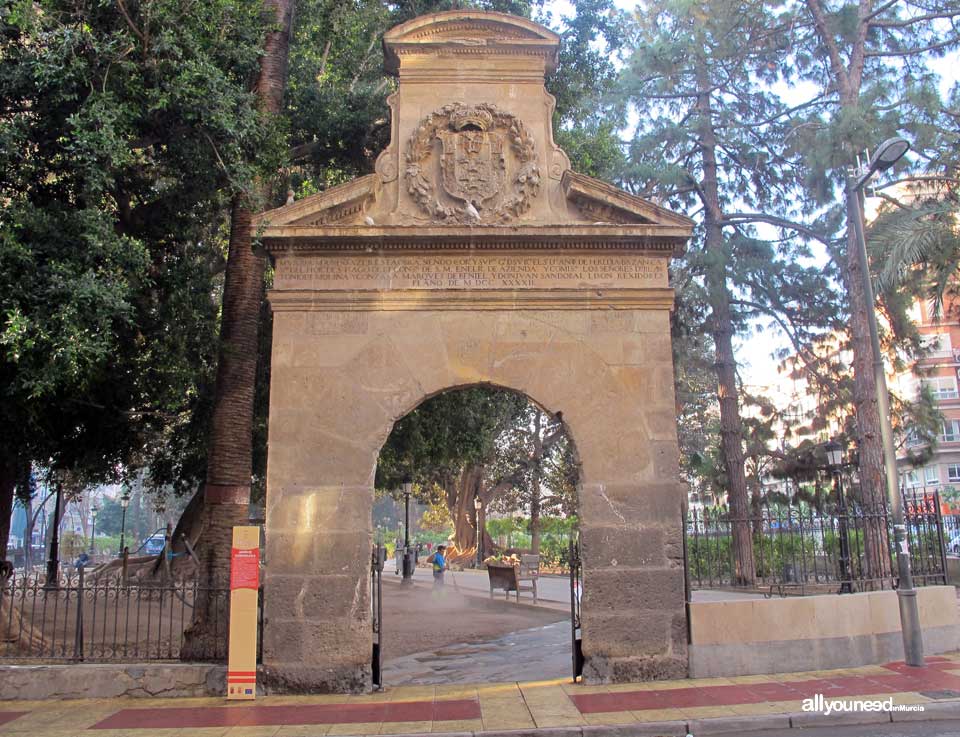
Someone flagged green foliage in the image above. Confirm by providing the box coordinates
[376,386,526,494]
[287,0,625,184]
[486,514,576,566]
[0,0,282,491]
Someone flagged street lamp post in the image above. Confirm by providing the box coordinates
[401,476,415,583]
[45,475,65,588]
[474,496,483,568]
[847,135,923,666]
[118,489,131,557]
[89,504,99,556]
[825,440,853,594]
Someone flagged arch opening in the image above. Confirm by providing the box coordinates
[373,384,581,685]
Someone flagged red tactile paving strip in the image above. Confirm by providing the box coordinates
[90,699,480,730]
[0,712,27,727]
[570,659,960,714]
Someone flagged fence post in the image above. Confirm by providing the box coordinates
[73,566,84,661]
[934,489,948,585]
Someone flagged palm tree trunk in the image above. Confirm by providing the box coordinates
[184,0,294,659]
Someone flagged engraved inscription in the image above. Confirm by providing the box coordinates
[274,254,667,291]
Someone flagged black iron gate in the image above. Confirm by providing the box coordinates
[569,531,583,682]
[371,542,384,689]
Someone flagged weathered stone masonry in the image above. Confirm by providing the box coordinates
[256,10,693,692]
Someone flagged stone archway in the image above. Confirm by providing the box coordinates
[257,10,693,692]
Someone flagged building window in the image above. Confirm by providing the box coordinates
[906,427,925,447]
[924,466,940,485]
[924,375,959,400]
[942,419,960,442]
[949,464,960,483]
[903,469,921,488]
[921,332,953,357]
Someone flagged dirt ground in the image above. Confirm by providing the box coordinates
[380,575,567,659]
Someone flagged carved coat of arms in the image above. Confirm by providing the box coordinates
[405,102,540,224]
[439,107,505,208]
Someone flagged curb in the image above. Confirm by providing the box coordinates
[373,702,960,737]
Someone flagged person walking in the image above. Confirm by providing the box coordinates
[427,545,446,586]
[394,538,403,575]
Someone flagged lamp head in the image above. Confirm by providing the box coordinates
[401,474,413,495]
[824,439,844,469]
[869,137,910,173]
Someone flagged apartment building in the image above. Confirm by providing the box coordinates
[894,298,960,511]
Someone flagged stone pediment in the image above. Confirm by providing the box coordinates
[255,11,693,256]
[259,175,379,228]
[562,171,694,229]
[382,11,560,75]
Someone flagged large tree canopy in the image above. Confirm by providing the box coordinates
[0,0,283,556]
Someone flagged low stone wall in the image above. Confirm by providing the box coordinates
[947,556,960,586]
[0,663,226,700]
[689,585,960,678]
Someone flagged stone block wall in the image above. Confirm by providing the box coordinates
[262,306,687,690]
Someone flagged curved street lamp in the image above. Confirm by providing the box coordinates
[846,135,923,665]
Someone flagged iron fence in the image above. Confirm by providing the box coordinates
[686,489,947,594]
[943,514,960,553]
[0,568,234,662]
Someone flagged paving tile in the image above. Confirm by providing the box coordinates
[560,684,607,695]
[387,688,435,702]
[431,700,481,722]
[680,705,740,719]
[610,679,687,692]
[727,699,801,716]
[326,723,381,736]
[223,728,281,737]
[582,711,637,725]
[629,708,684,723]
[273,727,331,737]
[377,720,432,734]
[531,714,586,728]
[433,687,477,701]
[0,714,27,730]
[430,719,481,732]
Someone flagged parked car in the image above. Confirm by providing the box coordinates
[948,533,960,556]
[141,535,166,556]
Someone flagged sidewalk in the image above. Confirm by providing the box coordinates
[2,655,959,736]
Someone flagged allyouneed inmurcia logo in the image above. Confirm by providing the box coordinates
[801,694,925,715]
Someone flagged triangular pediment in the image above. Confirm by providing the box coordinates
[255,175,378,228]
[562,171,694,228]
[383,11,559,74]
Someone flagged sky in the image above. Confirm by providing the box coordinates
[547,0,959,392]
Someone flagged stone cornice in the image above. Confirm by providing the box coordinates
[260,226,689,255]
[267,288,676,312]
[383,12,560,75]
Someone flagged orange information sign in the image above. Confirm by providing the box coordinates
[230,548,260,590]
[227,526,260,700]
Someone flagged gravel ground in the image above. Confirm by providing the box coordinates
[379,573,567,659]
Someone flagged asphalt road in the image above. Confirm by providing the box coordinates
[737,721,960,737]
[403,565,766,604]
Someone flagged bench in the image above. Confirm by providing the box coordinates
[486,555,539,603]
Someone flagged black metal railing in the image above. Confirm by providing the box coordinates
[686,489,947,594]
[0,569,231,662]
